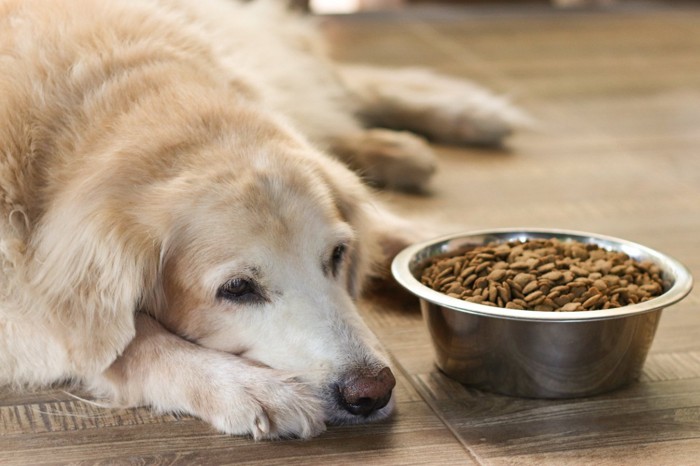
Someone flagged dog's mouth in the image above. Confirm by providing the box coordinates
[322,366,397,425]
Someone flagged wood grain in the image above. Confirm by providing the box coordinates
[3,2,700,464]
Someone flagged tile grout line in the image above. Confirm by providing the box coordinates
[390,357,489,466]
[403,20,526,96]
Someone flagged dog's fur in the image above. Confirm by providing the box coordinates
[0,0,524,439]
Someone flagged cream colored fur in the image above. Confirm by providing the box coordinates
[0,0,521,439]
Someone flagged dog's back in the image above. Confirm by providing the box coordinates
[0,0,240,384]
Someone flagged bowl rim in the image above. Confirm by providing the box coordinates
[391,227,694,322]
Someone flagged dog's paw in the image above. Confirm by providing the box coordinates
[200,369,326,440]
[344,66,532,146]
[437,89,532,146]
[334,129,437,192]
[388,69,532,146]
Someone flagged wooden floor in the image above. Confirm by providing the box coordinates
[3,2,700,464]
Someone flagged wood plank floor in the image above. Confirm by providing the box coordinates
[2,2,699,464]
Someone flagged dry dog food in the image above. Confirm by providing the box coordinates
[420,238,665,311]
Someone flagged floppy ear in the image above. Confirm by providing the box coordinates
[26,194,159,378]
[316,157,424,298]
[316,155,433,297]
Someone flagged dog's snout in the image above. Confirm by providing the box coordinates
[337,367,396,417]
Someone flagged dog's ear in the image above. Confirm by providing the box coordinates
[315,159,382,299]
[26,196,159,377]
[316,156,429,298]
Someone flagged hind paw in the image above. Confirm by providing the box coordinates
[331,129,437,191]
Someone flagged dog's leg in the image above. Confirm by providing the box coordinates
[329,128,437,192]
[0,316,73,385]
[89,314,325,440]
[339,65,531,146]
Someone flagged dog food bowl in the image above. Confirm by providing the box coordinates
[391,228,693,398]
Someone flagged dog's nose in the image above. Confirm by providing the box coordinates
[338,367,396,417]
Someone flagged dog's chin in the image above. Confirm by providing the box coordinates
[323,394,396,426]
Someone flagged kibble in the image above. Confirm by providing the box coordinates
[420,238,665,312]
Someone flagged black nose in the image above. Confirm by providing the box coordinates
[337,367,396,417]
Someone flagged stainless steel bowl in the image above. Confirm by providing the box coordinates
[392,228,693,398]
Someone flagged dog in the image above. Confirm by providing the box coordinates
[0,0,525,439]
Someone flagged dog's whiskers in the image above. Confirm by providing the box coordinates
[60,389,112,409]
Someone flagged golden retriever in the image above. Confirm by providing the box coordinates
[0,0,524,439]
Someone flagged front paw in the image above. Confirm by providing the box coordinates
[201,370,326,440]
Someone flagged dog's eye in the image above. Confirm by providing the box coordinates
[331,243,346,275]
[217,278,258,302]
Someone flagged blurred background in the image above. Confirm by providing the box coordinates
[296,0,663,14]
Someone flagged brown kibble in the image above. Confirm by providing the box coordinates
[488,284,498,302]
[594,259,612,274]
[560,302,581,312]
[494,244,511,257]
[543,297,558,308]
[493,261,509,270]
[642,283,662,294]
[561,271,575,283]
[435,266,453,280]
[475,262,490,273]
[553,294,573,307]
[420,238,664,312]
[537,263,556,273]
[513,273,535,288]
[526,257,540,269]
[593,279,608,291]
[570,285,586,298]
[487,269,507,281]
[524,290,544,303]
[498,285,511,302]
[506,278,521,291]
[446,283,465,295]
[509,283,524,299]
[463,273,478,287]
[541,270,563,281]
[582,294,602,309]
[522,280,539,295]
[571,246,589,260]
[510,261,530,270]
[534,304,555,312]
[581,287,601,301]
[436,276,456,288]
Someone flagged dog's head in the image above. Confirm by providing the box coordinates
[142,137,396,425]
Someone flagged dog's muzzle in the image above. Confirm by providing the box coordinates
[335,366,396,417]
